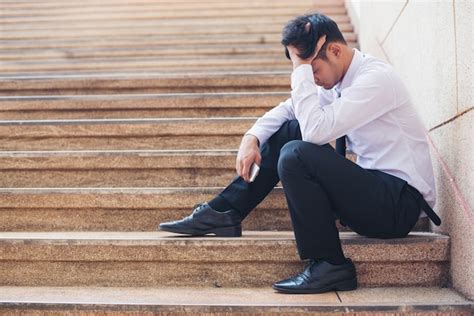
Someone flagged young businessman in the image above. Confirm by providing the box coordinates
[159,13,441,294]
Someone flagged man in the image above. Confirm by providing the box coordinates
[159,13,440,294]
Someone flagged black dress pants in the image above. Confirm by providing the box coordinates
[218,120,421,260]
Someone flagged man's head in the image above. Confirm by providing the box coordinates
[282,13,352,89]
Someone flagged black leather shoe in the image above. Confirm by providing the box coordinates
[272,258,357,294]
[158,202,242,237]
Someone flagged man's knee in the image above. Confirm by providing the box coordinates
[277,140,306,177]
[277,140,330,177]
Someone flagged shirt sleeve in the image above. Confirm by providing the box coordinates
[245,97,296,146]
[319,86,334,107]
[291,64,397,145]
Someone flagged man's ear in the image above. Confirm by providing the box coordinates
[328,43,342,58]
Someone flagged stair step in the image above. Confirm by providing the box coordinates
[0,149,355,187]
[1,2,345,16]
[0,30,353,52]
[0,19,352,42]
[0,38,356,61]
[0,286,471,315]
[0,92,289,119]
[1,15,351,31]
[0,72,292,95]
[0,27,356,42]
[0,11,350,25]
[0,117,256,150]
[1,55,294,74]
[1,0,343,6]
[0,187,429,232]
[0,231,449,288]
[0,150,242,187]
[2,1,343,14]
[0,49,359,75]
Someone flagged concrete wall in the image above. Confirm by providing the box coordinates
[345,0,473,300]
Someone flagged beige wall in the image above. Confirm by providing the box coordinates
[345,0,473,300]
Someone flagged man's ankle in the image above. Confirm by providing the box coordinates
[320,255,347,265]
[208,195,234,213]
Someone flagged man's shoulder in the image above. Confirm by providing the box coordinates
[353,54,401,89]
[358,52,395,75]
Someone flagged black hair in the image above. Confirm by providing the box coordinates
[281,13,347,61]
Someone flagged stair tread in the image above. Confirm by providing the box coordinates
[0,286,470,313]
[0,186,273,193]
[0,70,292,79]
[0,230,449,288]
[0,72,292,94]
[0,149,240,168]
[0,92,287,119]
[0,149,239,156]
[0,230,448,244]
[0,186,430,234]
[0,117,253,151]
[0,231,449,266]
[0,117,257,124]
[0,91,290,99]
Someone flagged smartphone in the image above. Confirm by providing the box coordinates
[249,163,260,182]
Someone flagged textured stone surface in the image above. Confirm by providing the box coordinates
[0,119,363,151]
[0,92,289,119]
[430,111,474,300]
[0,232,449,287]
[0,149,356,187]
[381,0,457,130]
[358,0,407,46]
[0,286,472,315]
[354,0,473,302]
[0,72,292,95]
[454,0,473,113]
[0,150,238,187]
[0,0,356,78]
[0,118,255,150]
[0,187,428,232]
[1,57,296,76]
[2,29,355,46]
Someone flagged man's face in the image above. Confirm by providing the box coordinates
[309,43,344,90]
[310,56,341,90]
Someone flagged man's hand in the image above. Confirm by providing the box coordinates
[287,31,327,70]
[236,134,262,183]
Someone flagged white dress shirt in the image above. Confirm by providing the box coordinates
[246,48,436,218]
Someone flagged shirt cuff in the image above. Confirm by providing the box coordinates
[291,64,315,89]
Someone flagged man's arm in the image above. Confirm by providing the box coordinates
[244,97,295,146]
[245,34,327,146]
[291,65,397,145]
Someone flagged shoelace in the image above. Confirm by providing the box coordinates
[182,202,206,221]
[192,202,205,211]
[293,259,319,282]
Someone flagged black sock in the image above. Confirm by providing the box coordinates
[208,195,234,213]
[321,255,347,265]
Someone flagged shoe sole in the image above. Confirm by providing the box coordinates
[159,224,242,237]
[272,276,358,294]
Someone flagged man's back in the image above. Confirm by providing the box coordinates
[321,51,436,213]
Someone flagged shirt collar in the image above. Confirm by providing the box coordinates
[334,48,363,94]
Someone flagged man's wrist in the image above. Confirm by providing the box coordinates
[291,64,315,89]
[243,133,260,146]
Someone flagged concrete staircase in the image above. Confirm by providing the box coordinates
[0,0,472,315]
